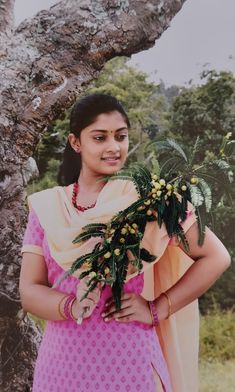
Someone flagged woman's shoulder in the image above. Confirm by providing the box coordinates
[28,185,63,199]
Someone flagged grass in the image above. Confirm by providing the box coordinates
[199,360,235,392]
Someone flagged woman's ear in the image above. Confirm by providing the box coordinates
[68,133,81,153]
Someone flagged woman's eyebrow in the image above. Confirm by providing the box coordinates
[90,127,128,133]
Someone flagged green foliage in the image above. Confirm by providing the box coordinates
[200,304,235,361]
[170,70,235,154]
[27,159,60,195]
[167,71,235,311]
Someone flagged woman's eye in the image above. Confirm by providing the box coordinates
[94,136,105,141]
[116,134,128,141]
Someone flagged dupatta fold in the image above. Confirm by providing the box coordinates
[22,179,199,392]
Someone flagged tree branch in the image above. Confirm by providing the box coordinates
[0,0,187,161]
[0,0,15,34]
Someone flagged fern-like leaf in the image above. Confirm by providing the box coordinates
[195,205,206,246]
[73,231,105,244]
[198,178,212,212]
[188,184,204,207]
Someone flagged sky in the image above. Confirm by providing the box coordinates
[14,0,235,86]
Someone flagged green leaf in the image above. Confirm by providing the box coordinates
[195,206,207,246]
[140,248,156,262]
[198,178,212,212]
[150,156,161,176]
[188,184,204,207]
[82,223,107,231]
[73,231,105,244]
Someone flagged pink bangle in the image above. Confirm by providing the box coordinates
[68,296,77,322]
[64,294,76,321]
[148,300,159,326]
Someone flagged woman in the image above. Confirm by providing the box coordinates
[19,93,231,392]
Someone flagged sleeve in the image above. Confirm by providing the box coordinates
[21,209,44,256]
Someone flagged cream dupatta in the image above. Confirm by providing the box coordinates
[22,179,199,392]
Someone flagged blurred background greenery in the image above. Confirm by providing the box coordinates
[27,57,235,391]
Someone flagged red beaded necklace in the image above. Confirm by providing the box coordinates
[72,181,96,212]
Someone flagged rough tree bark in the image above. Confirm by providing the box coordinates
[0,0,187,390]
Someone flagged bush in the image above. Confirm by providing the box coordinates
[200,304,235,361]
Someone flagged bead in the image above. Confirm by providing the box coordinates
[72,181,96,211]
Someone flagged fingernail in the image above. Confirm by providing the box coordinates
[104,317,109,322]
[101,313,105,317]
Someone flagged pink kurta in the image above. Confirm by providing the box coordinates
[22,209,173,392]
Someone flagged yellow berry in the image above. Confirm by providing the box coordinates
[159,179,166,186]
[89,271,96,278]
[154,182,161,190]
[181,185,187,191]
[104,267,110,275]
[130,228,135,234]
[132,223,138,229]
[104,251,111,259]
[114,248,121,256]
[156,190,162,197]
[144,200,151,205]
[147,209,152,216]
[152,188,157,194]
[190,177,198,185]
[121,228,127,235]
[152,174,158,180]
[82,261,92,270]
[119,237,125,243]
[152,194,157,199]
[166,183,172,191]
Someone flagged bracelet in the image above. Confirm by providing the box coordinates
[58,294,69,320]
[161,291,172,319]
[148,300,159,326]
[68,296,77,322]
[64,294,77,321]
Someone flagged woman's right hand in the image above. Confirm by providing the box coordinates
[72,276,103,321]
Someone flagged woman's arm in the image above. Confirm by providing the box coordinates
[19,252,69,320]
[155,223,231,320]
[19,252,102,321]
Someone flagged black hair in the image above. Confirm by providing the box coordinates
[57,93,130,186]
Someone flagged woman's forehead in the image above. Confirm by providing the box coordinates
[84,111,128,132]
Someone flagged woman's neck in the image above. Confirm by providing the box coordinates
[77,172,106,194]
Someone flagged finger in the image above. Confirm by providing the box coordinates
[105,293,132,309]
[114,314,134,322]
[104,309,135,322]
[102,301,132,320]
[104,297,132,315]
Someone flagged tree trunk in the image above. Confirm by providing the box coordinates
[0,0,187,390]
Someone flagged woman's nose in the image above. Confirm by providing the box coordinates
[106,138,120,152]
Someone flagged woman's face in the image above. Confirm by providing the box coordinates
[69,111,129,177]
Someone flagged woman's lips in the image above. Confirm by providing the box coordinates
[101,157,120,164]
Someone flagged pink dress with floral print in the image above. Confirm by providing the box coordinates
[22,209,172,392]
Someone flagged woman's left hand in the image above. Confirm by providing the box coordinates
[102,292,153,325]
